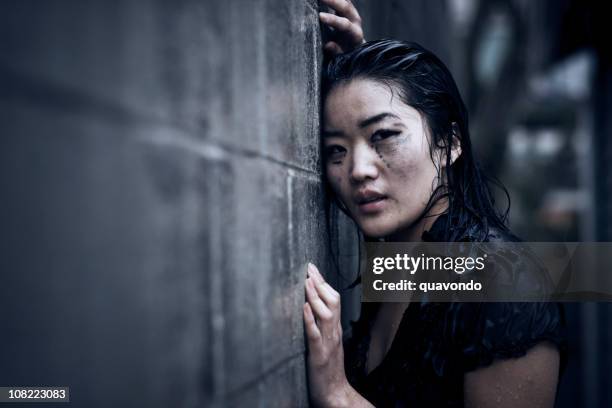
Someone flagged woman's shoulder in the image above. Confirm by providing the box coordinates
[405,210,566,373]
[425,212,556,299]
[422,212,521,243]
[393,300,567,380]
[450,301,566,368]
[483,224,522,243]
[421,215,567,372]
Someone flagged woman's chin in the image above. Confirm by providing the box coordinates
[358,215,421,241]
[358,220,400,240]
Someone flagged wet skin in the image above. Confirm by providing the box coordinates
[322,78,453,241]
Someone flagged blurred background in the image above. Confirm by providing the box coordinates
[352,1,612,407]
[0,0,610,407]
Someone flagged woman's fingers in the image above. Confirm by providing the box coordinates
[324,41,344,54]
[319,12,351,30]
[304,264,344,370]
[305,276,334,322]
[320,0,361,23]
[318,12,364,45]
[303,303,322,343]
[321,281,341,309]
[308,263,341,312]
[319,0,365,55]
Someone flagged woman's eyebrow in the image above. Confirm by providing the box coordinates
[322,129,345,138]
[322,116,406,138]
[359,112,401,128]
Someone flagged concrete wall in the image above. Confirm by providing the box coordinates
[0,1,356,406]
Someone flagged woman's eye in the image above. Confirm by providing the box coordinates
[325,145,346,163]
[371,130,400,143]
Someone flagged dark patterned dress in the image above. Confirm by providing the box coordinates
[343,213,567,407]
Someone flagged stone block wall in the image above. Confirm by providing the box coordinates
[0,1,363,406]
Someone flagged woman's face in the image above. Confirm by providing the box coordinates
[323,78,447,239]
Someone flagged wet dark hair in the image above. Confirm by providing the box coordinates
[322,39,511,243]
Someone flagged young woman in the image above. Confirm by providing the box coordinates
[303,1,566,407]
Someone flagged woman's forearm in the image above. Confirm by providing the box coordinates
[327,382,376,408]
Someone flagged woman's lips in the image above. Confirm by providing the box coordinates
[358,196,388,214]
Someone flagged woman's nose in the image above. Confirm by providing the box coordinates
[349,144,380,183]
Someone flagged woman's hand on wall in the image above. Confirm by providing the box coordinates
[303,262,351,407]
[319,0,365,55]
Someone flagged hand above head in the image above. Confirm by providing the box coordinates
[319,0,366,55]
